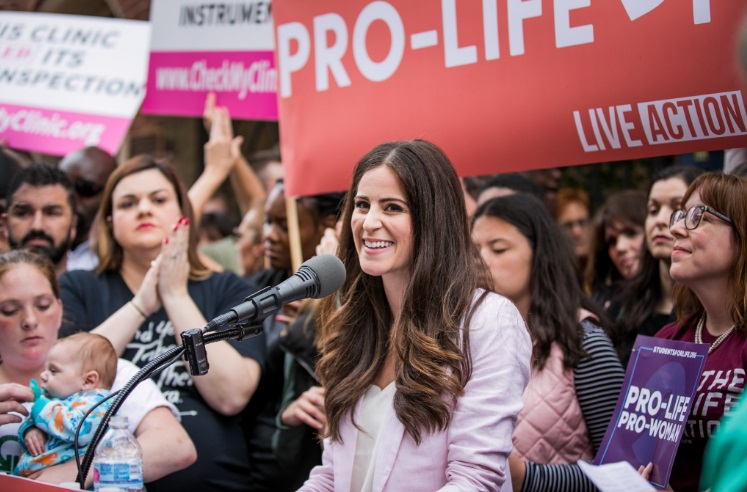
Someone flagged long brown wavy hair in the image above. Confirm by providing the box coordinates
[472,193,613,370]
[673,172,747,333]
[318,140,491,444]
[94,155,210,280]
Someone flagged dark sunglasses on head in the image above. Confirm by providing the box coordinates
[73,178,105,198]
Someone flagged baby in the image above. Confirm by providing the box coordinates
[14,332,117,477]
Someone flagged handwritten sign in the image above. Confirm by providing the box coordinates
[594,336,709,489]
[0,12,150,156]
[273,1,747,196]
[141,0,277,120]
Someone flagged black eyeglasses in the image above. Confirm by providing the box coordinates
[73,178,104,198]
[669,204,733,230]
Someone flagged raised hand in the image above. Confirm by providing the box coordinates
[158,217,191,302]
[202,92,217,132]
[204,106,243,179]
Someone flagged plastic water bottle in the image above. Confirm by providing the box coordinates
[93,415,144,492]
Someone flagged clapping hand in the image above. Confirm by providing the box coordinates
[158,217,191,301]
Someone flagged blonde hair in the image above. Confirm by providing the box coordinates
[58,333,117,389]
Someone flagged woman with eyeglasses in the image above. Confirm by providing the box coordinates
[609,166,704,367]
[646,172,747,491]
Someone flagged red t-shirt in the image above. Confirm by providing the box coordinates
[656,321,747,491]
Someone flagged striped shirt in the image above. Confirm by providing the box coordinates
[522,321,625,492]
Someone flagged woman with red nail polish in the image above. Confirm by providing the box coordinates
[57,155,266,492]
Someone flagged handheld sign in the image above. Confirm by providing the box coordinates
[0,12,150,156]
[594,336,709,489]
[141,0,277,120]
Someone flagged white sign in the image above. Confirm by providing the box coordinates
[142,0,277,120]
[149,0,273,51]
[0,12,150,155]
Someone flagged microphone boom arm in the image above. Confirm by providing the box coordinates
[77,322,263,487]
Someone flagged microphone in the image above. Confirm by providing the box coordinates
[205,254,346,331]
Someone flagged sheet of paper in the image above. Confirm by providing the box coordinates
[578,460,657,492]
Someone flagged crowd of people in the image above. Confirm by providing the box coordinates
[1,122,747,491]
[0,21,747,491]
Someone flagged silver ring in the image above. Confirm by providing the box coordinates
[170,252,181,259]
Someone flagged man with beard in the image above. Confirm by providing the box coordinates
[58,146,117,270]
[2,163,77,276]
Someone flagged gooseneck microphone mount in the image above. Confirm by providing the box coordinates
[75,322,262,486]
[74,254,346,488]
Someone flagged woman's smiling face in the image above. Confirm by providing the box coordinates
[351,165,413,288]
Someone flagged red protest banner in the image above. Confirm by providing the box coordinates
[273,0,747,196]
[0,474,79,491]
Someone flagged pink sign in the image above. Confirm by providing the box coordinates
[0,103,132,156]
[141,51,278,120]
[142,0,278,120]
[0,12,150,156]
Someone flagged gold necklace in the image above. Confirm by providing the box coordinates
[695,317,735,354]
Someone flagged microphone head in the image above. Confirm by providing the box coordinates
[301,254,346,298]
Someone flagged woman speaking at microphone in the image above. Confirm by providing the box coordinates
[300,140,532,491]
[58,156,266,492]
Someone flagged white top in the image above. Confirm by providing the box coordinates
[66,240,99,272]
[350,382,396,492]
[113,359,180,432]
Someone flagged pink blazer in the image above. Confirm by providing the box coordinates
[300,292,532,492]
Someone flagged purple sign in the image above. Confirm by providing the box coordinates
[594,336,709,489]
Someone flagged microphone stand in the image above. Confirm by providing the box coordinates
[76,322,263,487]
